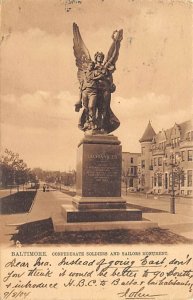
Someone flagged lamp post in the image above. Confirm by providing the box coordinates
[170,151,175,214]
[169,149,181,214]
[59,176,62,191]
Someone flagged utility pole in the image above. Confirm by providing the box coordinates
[169,148,182,214]
[170,151,175,214]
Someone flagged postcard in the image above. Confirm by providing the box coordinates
[0,0,193,299]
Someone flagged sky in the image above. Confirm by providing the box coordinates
[1,0,192,171]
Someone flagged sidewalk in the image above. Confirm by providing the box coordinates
[0,189,72,246]
[123,194,193,239]
[0,189,192,246]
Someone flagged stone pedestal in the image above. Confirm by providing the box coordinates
[76,135,122,197]
[63,134,142,223]
[73,134,126,211]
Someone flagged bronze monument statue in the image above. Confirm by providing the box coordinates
[73,23,123,134]
[52,24,143,232]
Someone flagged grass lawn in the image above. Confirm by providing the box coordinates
[0,191,37,214]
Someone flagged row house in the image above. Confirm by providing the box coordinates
[139,120,193,196]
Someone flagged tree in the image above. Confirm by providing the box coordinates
[169,165,185,192]
[0,148,33,189]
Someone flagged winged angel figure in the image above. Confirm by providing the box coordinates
[73,23,123,134]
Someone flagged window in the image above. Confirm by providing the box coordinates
[158,174,162,187]
[154,158,157,166]
[181,151,185,161]
[158,157,162,166]
[149,159,153,170]
[187,190,192,196]
[131,157,133,163]
[154,175,157,187]
[129,178,134,187]
[187,170,192,187]
[133,166,137,176]
[188,150,193,161]
[181,173,185,187]
[141,160,145,168]
[187,132,191,141]
[130,167,134,175]
[187,131,193,141]
[142,147,145,155]
[165,173,168,189]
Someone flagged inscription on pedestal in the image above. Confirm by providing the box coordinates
[76,139,122,198]
[86,155,119,183]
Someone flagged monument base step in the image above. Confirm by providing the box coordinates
[61,205,142,223]
[73,196,126,210]
[52,212,158,232]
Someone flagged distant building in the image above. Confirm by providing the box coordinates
[122,152,140,190]
[139,120,193,196]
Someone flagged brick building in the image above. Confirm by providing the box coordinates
[139,120,193,196]
[122,152,140,190]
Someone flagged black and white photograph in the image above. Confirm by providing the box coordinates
[0,0,193,299]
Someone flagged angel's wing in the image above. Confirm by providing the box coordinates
[105,29,123,66]
[73,23,91,84]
